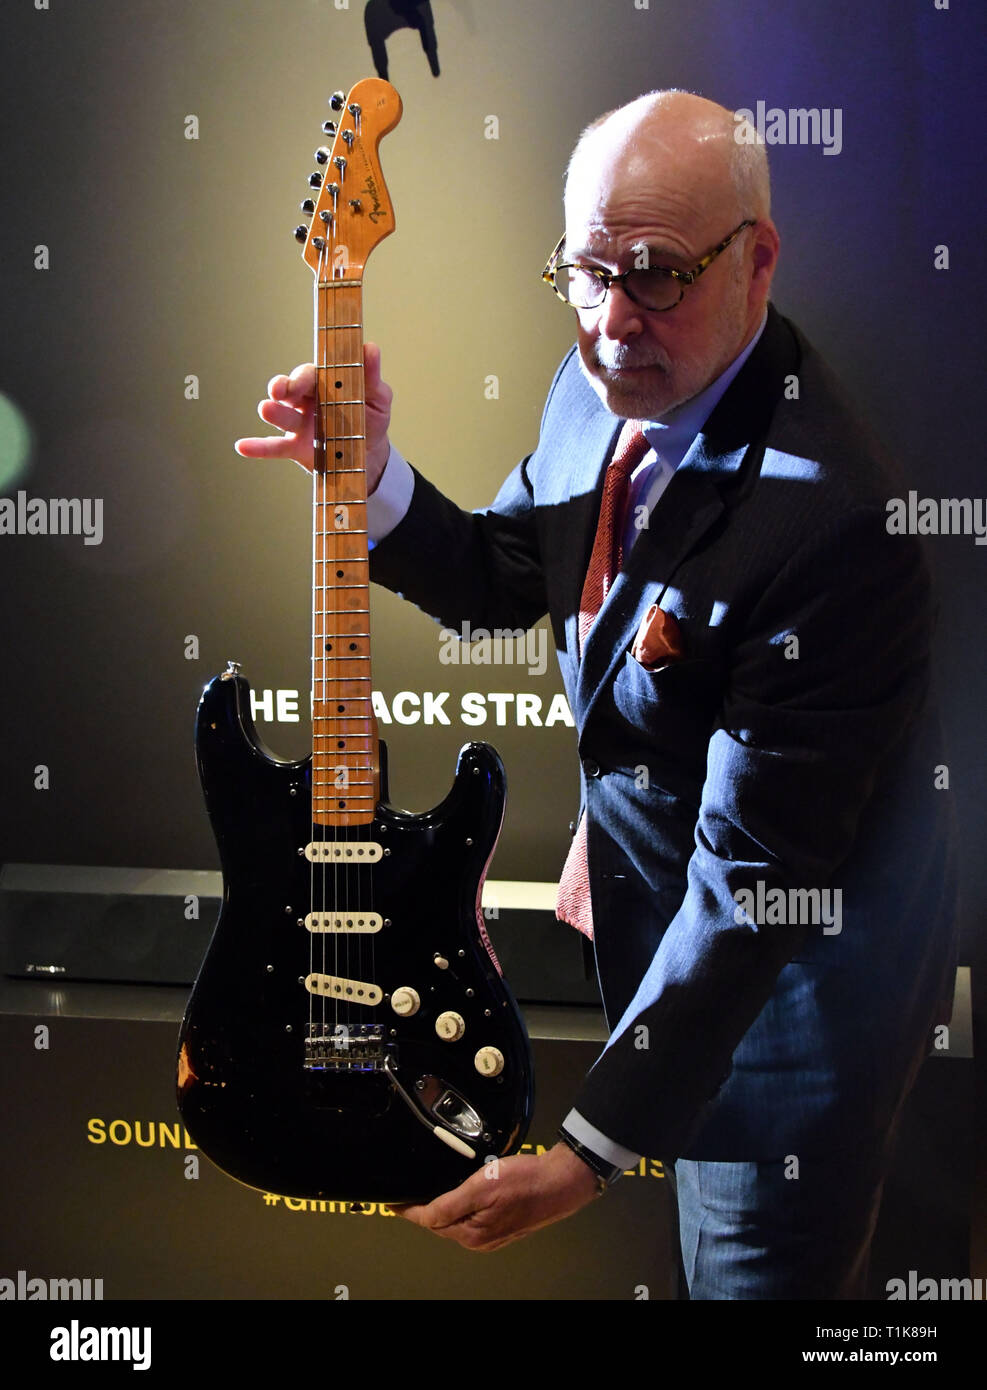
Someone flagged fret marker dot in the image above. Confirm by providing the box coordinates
[335,450,343,459]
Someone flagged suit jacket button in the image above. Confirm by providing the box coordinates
[582,758,601,778]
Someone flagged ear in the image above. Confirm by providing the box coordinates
[748,219,780,303]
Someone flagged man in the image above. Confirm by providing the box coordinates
[236,91,958,1298]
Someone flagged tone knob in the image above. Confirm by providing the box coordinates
[435,1011,465,1042]
[390,987,420,1017]
[474,1046,505,1077]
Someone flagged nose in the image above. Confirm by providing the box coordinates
[595,280,644,341]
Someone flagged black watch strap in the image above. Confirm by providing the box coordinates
[558,1126,625,1193]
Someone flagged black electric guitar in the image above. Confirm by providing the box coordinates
[177,79,533,1203]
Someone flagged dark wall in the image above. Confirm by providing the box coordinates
[1,1,982,984]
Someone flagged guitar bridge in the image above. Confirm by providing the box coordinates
[304,1024,386,1072]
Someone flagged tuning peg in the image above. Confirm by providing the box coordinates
[342,130,355,148]
[315,147,330,164]
[322,120,337,137]
[329,91,346,111]
[300,198,316,215]
[308,171,323,188]
[293,225,308,243]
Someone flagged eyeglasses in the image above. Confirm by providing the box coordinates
[542,220,756,312]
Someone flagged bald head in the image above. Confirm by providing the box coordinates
[560,89,780,421]
[565,90,771,233]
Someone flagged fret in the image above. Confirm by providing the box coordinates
[312,797,376,806]
[311,272,378,828]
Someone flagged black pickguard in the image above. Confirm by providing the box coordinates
[177,670,534,1202]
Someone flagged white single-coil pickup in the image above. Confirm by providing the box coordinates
[305,910,383,933]
[305,841,383,863]
[304,973,383,1006]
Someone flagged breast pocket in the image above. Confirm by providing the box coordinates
[611,649,703,727]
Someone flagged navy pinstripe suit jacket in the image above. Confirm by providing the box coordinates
[369,305,959,1161]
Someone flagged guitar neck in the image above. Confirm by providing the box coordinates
[312,277,379,827]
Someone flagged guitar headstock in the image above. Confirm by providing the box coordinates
[294,78,403,281]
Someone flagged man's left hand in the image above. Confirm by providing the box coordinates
[395,1142,602,1252]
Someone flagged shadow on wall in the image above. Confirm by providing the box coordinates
[364,0,440,81]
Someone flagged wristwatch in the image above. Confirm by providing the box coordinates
[557,1126,625,1194]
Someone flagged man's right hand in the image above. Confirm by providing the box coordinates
[234,341,393,493]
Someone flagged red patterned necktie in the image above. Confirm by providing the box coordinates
[556,420,650,939]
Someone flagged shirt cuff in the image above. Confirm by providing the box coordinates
[366,444,415,547]
[562,1109,641,1171]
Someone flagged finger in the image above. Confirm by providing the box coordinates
[266,364,315,406]
[394,1203,427,1225]
[234,433,301,459]
[364,341,381,392]
[257,398,310,434]
[286,361,316,401]
[415,1175,492,1231]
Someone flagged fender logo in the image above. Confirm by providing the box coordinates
[361,175,386,224]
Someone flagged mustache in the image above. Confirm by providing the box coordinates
[593,343,670,371]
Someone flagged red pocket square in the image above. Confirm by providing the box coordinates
[631,604,684,670]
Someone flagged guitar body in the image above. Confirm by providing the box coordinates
[178,669,534,1202]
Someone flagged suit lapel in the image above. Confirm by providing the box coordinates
[555,407,623,701]
[570,306,797,729]
[573,450,734,725]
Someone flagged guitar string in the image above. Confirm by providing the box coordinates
[314,154,379,1068]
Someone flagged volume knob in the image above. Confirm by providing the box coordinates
[474,1046,505,1076]
[390,987,420,1017]
[435,1011,465,1042]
